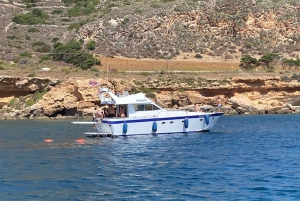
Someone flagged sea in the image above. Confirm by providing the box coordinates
[1,114,300,201]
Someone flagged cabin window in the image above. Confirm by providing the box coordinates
[133,104,160,111]
[152,105,160,110]
[145,104,152,111]
[133,104,145,111]
[145,104,160,111]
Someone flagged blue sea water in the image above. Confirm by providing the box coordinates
[1,114,300,201]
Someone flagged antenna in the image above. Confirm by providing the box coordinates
[106,64,109,83]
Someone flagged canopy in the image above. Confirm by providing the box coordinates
[108,92,153,105]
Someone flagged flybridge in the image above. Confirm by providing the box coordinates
[98,87,153,105]
[98,87,115,105]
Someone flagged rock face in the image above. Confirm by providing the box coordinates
[0,76,58,108]
[1,75,300,119]
[76,4,300,60]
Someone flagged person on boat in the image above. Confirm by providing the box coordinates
[217,96,222,112]
[101,108,106,118]
[118,106,125,117]
[96,108,105,121]
[92,107,97,122]
[103,105,108,117]
[195,104,200,112]
[107,104,116,117]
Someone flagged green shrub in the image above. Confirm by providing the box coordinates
[19,52,32,58]
[28,73,36,77]
[290,74,300,81]
[32,90,47,102]
[0,66,4,70]
[150,3,160,8]
[26,99,35,107]
[31,41,51,53]
[13,8,48,25]
[84,2,94,14]
[22,0,41,3]
[138,72,149,76]
[7,35,17,40]
[90,67,99,72]
[67,1,95,17]
[28,28,39,32]
[266,66,275,72]
[122,17,129,25]
[52,37,59,43]
[51,9,62,15]
[140,87,151,93]
[38,55,52,63]
[61,68,71,74]
[280,75,291,82]
[106,3,117,9]
[134,9,142,14]
[9,98,16,107]
[19,96,26,102]
[194,54,203,59]
[15,104,21,110]
[67,7,83,17]
[68,22,86,31]
[86,40,96,50]
[51,39,100,70]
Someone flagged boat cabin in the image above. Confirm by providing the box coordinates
[98,87,164,118]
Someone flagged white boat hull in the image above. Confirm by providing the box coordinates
[73,88,224,137]
[95,112,223,136]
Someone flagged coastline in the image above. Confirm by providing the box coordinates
[1,69,300,120]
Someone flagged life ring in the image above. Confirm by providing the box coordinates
[76,139,85,144]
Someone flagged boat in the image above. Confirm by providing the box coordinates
[73,87,223,137]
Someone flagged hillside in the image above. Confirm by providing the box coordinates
[0,0,299,72]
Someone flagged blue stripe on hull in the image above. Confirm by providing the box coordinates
[102,112,223,124]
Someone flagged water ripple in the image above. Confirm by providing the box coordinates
[1,115,300,200]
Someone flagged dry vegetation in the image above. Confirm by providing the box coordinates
[1,56,285,82]
[97,56,240,72]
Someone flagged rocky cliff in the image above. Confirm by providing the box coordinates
[1,74,300,120]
